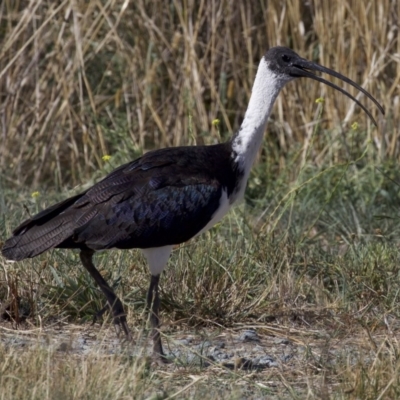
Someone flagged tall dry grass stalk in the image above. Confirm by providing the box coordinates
[0,0,397,186]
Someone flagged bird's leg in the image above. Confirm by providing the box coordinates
[92,303,110,324]
[146,274,167,361]
[79,249,132,341]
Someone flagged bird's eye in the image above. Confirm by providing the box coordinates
[282,54,290,62]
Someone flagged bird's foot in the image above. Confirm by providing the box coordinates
[92,306,132,341]
[113,317,133,342]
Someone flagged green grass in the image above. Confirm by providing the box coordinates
[2,130,400,398]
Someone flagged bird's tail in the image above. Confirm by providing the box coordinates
[2,193,84,261]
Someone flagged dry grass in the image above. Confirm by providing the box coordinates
[2,0,400,399]
[0,0,397,187]
[1,323,400,399]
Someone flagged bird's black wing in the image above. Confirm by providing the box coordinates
[68,152,225,250]
[2,144,232,260]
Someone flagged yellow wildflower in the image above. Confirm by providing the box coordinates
[351,122,359,130]
[31,191,40,199]
[315,97,325,104]
[212,119,220,126]
[102,155,111,162]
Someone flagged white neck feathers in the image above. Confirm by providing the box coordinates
[231,59,291,180]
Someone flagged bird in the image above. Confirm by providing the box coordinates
[1,47,384,362]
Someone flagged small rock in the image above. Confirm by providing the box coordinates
[239,329,260,342]
[216,353,230,360]
[280,354,293,363]
[194,340,212,351]
[257,355,278,368]
[177,339,192,346]
[274,338,291,345]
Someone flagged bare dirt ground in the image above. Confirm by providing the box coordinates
[2,316,400,398]
[1,317,397,373]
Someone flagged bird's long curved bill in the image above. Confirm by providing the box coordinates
[293,60,384,126]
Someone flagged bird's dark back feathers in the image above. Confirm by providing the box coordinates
[2,142,241,261]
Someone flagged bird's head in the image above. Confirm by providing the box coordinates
[264,46,384,125]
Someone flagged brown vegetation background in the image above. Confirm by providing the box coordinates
[0,0,397,187]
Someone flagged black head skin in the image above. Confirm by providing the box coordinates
[264,46,385,125]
